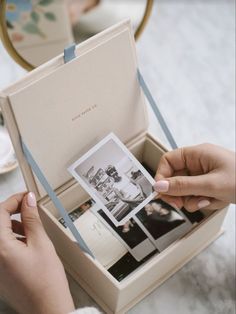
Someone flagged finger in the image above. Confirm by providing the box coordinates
[0,193,26,214]
[183,196,228,212]
[157,194,184,210]
[0,193,26,240]
[154,173,218,197]
[172,169,190,177]
[11,220,25,236]
[155,148,186,180]
[183,196,212,212]
[20,192,48,245]
[16,237,27,244]
[204,200,229,210]
[156,168,189,181]
[155,169,188,209]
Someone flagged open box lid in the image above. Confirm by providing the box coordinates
[0,20,149,199]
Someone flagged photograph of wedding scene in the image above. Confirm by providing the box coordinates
[73,136,155,224]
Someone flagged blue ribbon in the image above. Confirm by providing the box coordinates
[64,43,76,64]
[22,141,94,258]
[138,70,178,149]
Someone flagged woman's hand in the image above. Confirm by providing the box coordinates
[0,193,75,314]
[154,143,236,212]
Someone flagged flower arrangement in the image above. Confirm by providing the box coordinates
[6,0,57,41]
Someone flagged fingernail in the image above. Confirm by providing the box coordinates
[27,192,36,207]
[198,200,210,209]
[154,180,169,193]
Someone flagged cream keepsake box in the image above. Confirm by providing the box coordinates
[0,20,228,314]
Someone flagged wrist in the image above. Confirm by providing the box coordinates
[34,302,75,314]
[32,290,75,314]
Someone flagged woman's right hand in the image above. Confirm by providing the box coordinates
[154,143,236,212]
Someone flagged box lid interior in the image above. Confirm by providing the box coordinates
[2,21,148,198]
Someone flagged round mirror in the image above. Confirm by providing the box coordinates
[0,0,153,71]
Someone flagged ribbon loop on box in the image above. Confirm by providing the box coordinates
[21,141,94,258]
[137,70,178,149]
[64,43,76,63]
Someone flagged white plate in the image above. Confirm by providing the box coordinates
[0,129,18,175]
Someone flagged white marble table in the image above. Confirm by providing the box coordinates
[0,1,235,313]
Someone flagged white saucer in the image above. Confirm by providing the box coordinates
[0,129,18,175]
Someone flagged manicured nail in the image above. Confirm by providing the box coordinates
[154,180,169,193]
[198,200,210,209]
[27,192,36,207]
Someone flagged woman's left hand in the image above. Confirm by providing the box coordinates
[0,193,75,314]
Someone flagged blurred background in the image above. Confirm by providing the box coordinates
[0,1,235,314]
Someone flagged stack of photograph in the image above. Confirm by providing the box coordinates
[60,133,196,281]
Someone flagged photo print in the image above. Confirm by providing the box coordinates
[107,250,158,282]
[135,199,192,251]
[94,208,156,262]
[58,199,93,228]
[68,133,157,226]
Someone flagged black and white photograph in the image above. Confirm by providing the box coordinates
[68,133,156,226]
[95,208,156,261]
[135,199,193,251]
[58,199,94,228]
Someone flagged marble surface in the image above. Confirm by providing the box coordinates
[0,0,235,313]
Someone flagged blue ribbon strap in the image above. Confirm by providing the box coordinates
[64,43,76,64]
[21,141,94,258]
[137,70,178,150]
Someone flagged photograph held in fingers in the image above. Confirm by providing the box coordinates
[68,133,156,227]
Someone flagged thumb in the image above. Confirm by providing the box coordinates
[21,192,47,244]
[154,173,217,198]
